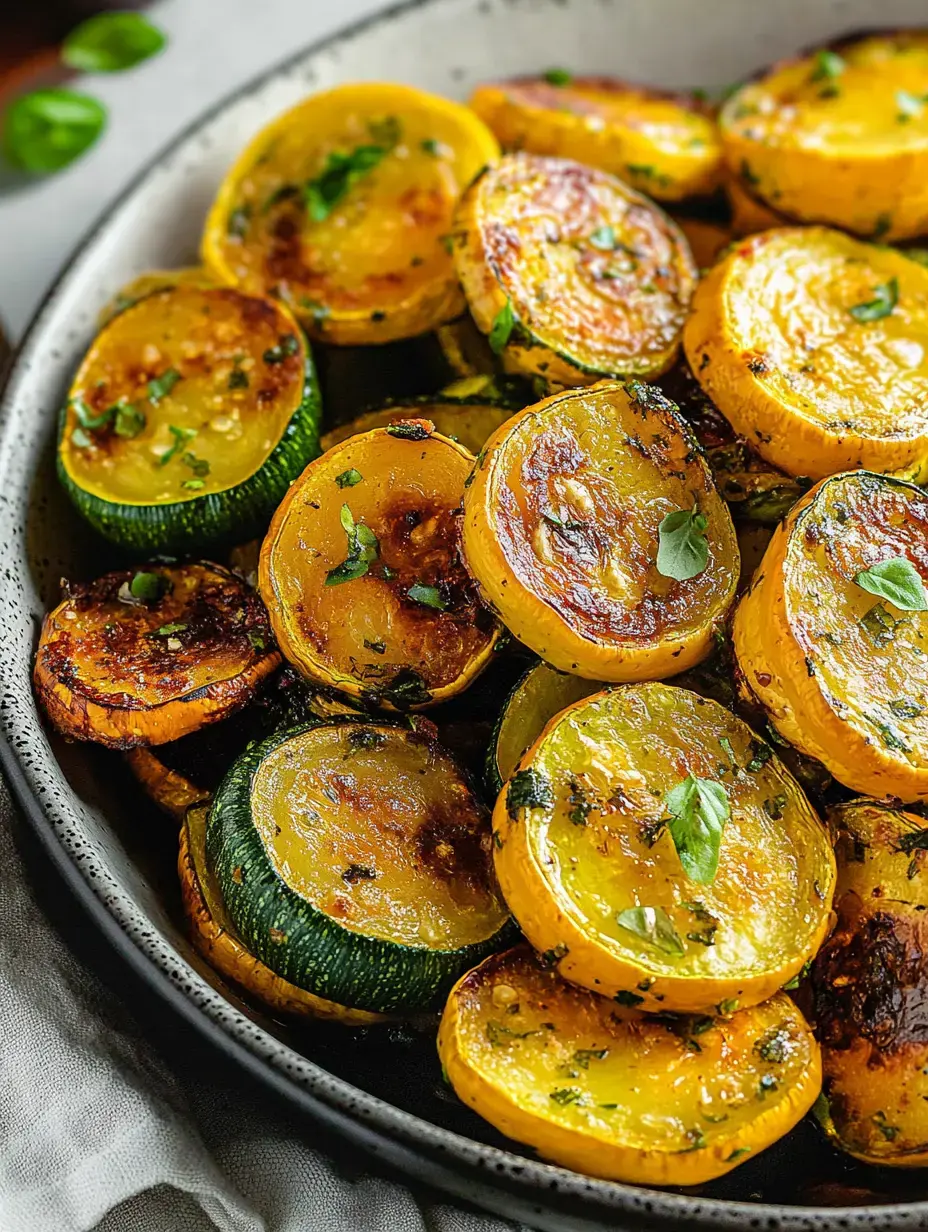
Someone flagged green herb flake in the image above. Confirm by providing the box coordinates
[3,89,108,175]
[757,1074,779,1098]
[62,11,166,73]
[304,144,388,222]
[549,1087,585,1106]
[656,504,710,581]
[614,990,645,1007]
[855,556,927,610]
[386,422,431,441]
[810,49,846,84]
[247,630,266,652]
[896,90,926,121]
[746,739,773,773]
[572,1048,608,1069]
[151,622,187,637]
[717,998,739,1016]
[325,504,380,587]
[146,368,180,404]
[782,959,812,991]
[889,698,924,719]
[158,425,197,467]
[129,571,164,602]
[347,728,386,752]
[859,601,900,647]
[407,583,447,611]
[71,427,92,449]
[263,333,300,364]
[664,774,730,884]
[543,68,573,87]
[755,1027,791,1063]
[615,906,685,957]
[420,138,443,157]
[763,793,787,820]
[228,368,249,391]
[848,277,899,323]
[363,638,386,655]
[486,1021,536,1047]
[507,768,555,819]
[113,402,146,439]
[181,478,205,491]
[227,205,251,239]
[872,1111,901,1141]
[725,1147,751,1163]
[335,468,363,489]
[488,300,515,355]
[182,452,210,478]
[588,225,616,251]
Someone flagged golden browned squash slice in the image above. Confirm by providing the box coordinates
[814,800,928,1165]
[461,381,739,681]
[98,265,216,325]
[34,562,279,748]
[452,153,698,386]
[202,82,499,345]
[493,682,835,1014]
[259,420,499,709]
[179,802,386,1025]
[725,177,789,238]
[733,471,928,802]
[720,32,928,241]
[469,76,723,203]
[438,946,821,1184]
[685,227,928,482]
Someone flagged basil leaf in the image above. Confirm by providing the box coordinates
[848,278,898,323]
[3,89,107,174]
[325,504,379,587]
[335,468,363,488]
[113,402,146,439]
[304,145,387,222]
[147,368,180,403]
[656,504,709,581]
[62,12,166,73]
[664,773,730,885]
[855,557,927,611]
[506,768,554,818]
[488,301,515,354]
[615,906,685,957]
[407,583,447,611]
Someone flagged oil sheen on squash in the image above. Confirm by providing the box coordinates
[438,947,821,1185]
[493,683,835,1014]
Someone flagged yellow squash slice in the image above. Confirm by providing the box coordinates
[438,947,821,1185]
[98,266,216,325]
[461,381,739,681]
[493,683,835,1014]
[733,471,928,802]
[202,82,499,345]
[452,153,698,386]
[684,227,928,482]
[720,32,928,241]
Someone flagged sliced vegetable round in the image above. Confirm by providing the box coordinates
[733,471,928,802]
[493,682,835,1014]
[58,284,321,553]
[814,800,928,1166]
[726,176,789,238]
[469,77,723,203]
[438,946,821,1185]
[98,265,215,325]
[461,381,739,681]
[180,802,385,1025]
[205,719,512,1014]
[260,421,499,709]
[202,82,499,345]
[34,563,279,749]
[720,32,928,241]
[320,393,517,456]
[453,153,698,386]
[684,227,928,482]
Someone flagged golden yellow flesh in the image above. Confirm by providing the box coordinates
[494,683,835,1012]
[462,382,739,681]
[63,286,306,505]
[438,947,821,1185]
[734,472,928,801]
[319,401,514,456]
[721,33,928,240]
[685,227,928,481]
[98,266,216,324]
[250,725,507,948]
[495,663,605,785]
[202,82,499,344]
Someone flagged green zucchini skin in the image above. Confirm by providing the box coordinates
[57,350,322,555]
[206,720,515,1015]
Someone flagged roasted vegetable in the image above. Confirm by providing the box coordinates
[205,719,513,1014]
[98,265,216,324]
[734,471,928,802]
[452,153,698,386]
[493,682,835,1014]
[725,177,788,238]
[720,32,928,241]
[202,82,499,344]
[813,800,928,1165]
[439,946,821,1184]
[685,227,928,482]
[469,77,723,203]
[435,315,501,379]
[34,563,279,749]
[461,381,739,681]
[260,420,499,709]
[58,285,321,553]
[124,748,209,821]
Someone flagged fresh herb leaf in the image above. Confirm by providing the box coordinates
[420,138,442,157]
[616,906,685,957]
[71,427,92,449]
[488,301,515,354]
[3,89,107,174]
[855,556,927,611]
[263,333,299,364]
[656,504,709,581]
[588,225,616,251]
[896,90,926,121]
[848,277,898,323]
[227,205,251,239]
[147,367,180,403]
[572,1048,608,1069]
[129,571,165,602]
[763,793,787,820]
[896,828,928,855]
[71,398,114,430]
[113,402,145,438]
[746,739,773,773]
[182,452,210,478]
[325,504,379,587]
[614,990,645,1007]
[507,768,554,818]
[247,630,266,651]
[159,425,197,467]
[151,622,187,637]
[407,583,447,611]
[872,1111,901,1141]
[228,368,249,390]
[782,958,812,991]
[182,479,205,491]
[486,1021,536,1046]
[664,774,730,884]
[335,468,363,489]
[543,68,572,86]
[304,145,388,222]
[386,421,431,440]
[367,116,402,148]
[859,601,900,647]
[810,49,845,84]
[889,698,924,719]
[62,11,166,73]
[549,1087,585,1105]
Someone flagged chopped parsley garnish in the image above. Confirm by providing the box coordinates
[507,768,554,819]
[549,1087,585,1106]
[386,421,431,441]
[543,68,572,86]
[859,601,900,647]
[247,630,266,651]
[810,49,845,87]
[182,451,209,478]
[889,698,924,719]
[227,205,251,238]
[367,115,402,148]
[146,367,180,403]
[151,621,187,637]
[158,425,197,467]
[746,739,773,773]
[228,368,249,390]
[335,468,363,489]
[855,556,926,610]
[304,144,389,222]
[486,1021,536,1046]
[488,300,515,354]
[420,138,442,156]
[615,906,685,957]
[263,333,299,364]
[325,504,379,587]
[896,89,926,121]
[848,277,898,323]
[588,225,616,251]
[656,504,709,581]
[113,401,146,438]
[664,774,730,884]
[363,637,386,655]
[129,571,165,602]
[572,1048,608,1069]
[407,583,447,611]
[181,478,205,491]
[763,794,787,820]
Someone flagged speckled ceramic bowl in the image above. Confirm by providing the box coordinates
[3,0,928,1227]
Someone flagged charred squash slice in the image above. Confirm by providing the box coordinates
[180,802,385,1025]
[439,946,821,1185]
[493,682,835,1014]
[98,265,216,325]
[813,800,928,1166]
[684,227,928,482]
[720,32,928,241]
[260,421,499,709]
[205,719,513,1014]
[202,82,499,345]
[733,471,928,802]
[58,284,321,554]
[461,381,739,681]
[452,153,698,386]
[469,77,723,203]
[34,563,279,748]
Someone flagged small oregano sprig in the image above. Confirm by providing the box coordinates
[854,557,927,611]
[664,773,731,884]
[656,504,709,581]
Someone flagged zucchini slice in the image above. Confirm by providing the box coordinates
[461,381,739,682]
[260,420,499,709]
[180,802,385,1025]
[98,265,216,325]
[684,226,928,482]
[814,800,928,1166]
[469,77,723,203]
[201,82,499,345]
[34,562,279,749]
[733,471,928,802]
[205,719,512,1014]
[439,947,821,1185]
[493,682,835,1014]
[452,153,698,386]
[58,285,321,554]
[720,32,928,241]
